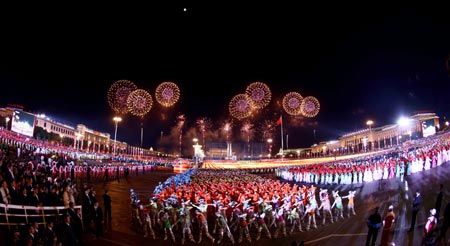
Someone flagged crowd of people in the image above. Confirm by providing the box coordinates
[124,168,358,244]
[0,127,181,245]
[276,132,450,186]
[3,124,450,245]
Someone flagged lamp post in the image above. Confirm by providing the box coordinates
[296,150,300,159]
[59,134,64,145]
[5,117,10,130]
[113,116,122,156]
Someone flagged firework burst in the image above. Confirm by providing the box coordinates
[300,96,320,118]
[282,92,303,116]
[245,82,271,110]
[155,81,180,107]
[229,94,254,120]
[126,89,153,118]
[107,80,138,115]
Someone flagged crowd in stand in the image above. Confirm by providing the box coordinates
[276,132,450,185]
[0,127,181,245]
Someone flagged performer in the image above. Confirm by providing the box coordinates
[237,213,252,243]
[331,190,344,221]
[142,208,156,239]
[288,207,303,234]
[212,212,235,244]
[302,202,317,231]
[342,190,356,217]
[160,211,176,242]
[172,210,196,245]
[380,205,395,246]
[318,188,333,225]
[195,209,215,244]
[255,213,272,240]
[422,209,437,245]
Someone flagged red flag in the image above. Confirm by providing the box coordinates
[276,116,282,126]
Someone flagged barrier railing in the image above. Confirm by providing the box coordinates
[0,203,83,229]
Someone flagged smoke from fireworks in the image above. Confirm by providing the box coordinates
[196,117,212,146]
[107,80,138,115]
[245,82,271,110]
[229,94,254,120]
[282,92,303,116]
[260,120,276,141]
[126,89,153,118]
[300,96,320,118]
[177,114,186,156]
[155,81,180,107]
[222,120,233,142]
[240,121,254,143]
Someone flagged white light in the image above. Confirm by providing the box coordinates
[183,8,187,12]
[397,117,410,126]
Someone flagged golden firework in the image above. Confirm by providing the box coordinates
[107,80,138,115]
[155,81,180,107]
[245,82,271,110]
[229,94,254,120]
[126,89,153,117]
[300,96,320,118]
[282,92,303,116]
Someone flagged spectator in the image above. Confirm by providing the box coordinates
[408,189,421,232]
[103,190,112,221]
[366,206,382,246]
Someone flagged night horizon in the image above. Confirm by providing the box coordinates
[1,5,449,154]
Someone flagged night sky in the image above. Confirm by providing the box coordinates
[1,4,449,154]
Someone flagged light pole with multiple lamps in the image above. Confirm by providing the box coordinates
[113,116,122,156]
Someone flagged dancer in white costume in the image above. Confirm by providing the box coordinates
[302,202,318,231]
[318,188,333,225]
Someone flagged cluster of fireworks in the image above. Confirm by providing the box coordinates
[228,82,272,120]
[282,93,320,117]
[228,81,321,119]
[107,80,180,118]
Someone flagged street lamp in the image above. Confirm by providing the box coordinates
[113,116,122,156]
[5,117,10,129]
[59,134,64,145]
[296,150,300,159]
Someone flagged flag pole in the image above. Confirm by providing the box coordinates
[280,115,284,161]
